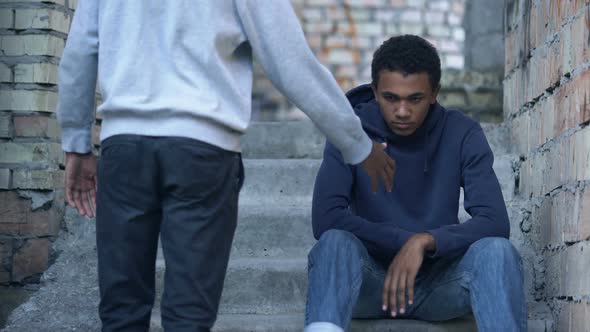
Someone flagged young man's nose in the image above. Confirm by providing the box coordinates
[395,102,411,118]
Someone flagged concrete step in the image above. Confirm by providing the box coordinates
[231,205,314,258]
[480,122,511,156]
[153,203,527,315]
[241,121,511,160]
[155,206,315,261]
[149,313,478,332]
[242,122,325,160]
[240,155,516,206]
[155,258,307,315]
[239,159,319,206]
[153,190,519,262]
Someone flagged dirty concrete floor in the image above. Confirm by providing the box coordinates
[0,286,36,328]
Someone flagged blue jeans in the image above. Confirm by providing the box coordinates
[305,230,527,332]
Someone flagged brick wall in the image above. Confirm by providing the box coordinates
[0,0,78,284]
[504,0,590,330]
[254,0,469,120]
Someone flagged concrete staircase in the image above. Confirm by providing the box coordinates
[3,120,523,332]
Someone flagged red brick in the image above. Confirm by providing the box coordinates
[0,191,62,237]
[0,112,11,138]
[557,302,590,332]
[536,185,590,248]
[11,169,65,190]
[545,241,590,298]
[0,241,11,281]
[0,168,11,189]
[0,142,63,165]
[13,115,60,139]
[504,5,590,114]
[505,1,589,75]
[0,239,12,269]
[509,68,590,156]
[0,208,61,237]
[518,126,590,198]
[12,238,50,282]
[0,192,31,224]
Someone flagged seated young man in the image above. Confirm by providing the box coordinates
[304,35,526,332]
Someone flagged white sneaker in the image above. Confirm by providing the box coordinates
[304,322,345,332]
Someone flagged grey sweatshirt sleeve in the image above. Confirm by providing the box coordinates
[56,0,99,153]
[236,0,372,165]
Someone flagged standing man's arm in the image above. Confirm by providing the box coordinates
[236,0,394,191]
[56,0,100,217]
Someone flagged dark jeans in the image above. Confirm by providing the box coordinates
[96,135,244,332]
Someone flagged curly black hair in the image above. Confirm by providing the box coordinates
[371,35,441,90]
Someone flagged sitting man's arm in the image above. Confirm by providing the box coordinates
[427,123,510,258]
[312,142,415,258]
[382,124,510,317]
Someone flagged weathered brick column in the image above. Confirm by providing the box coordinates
[0,0,76,284]
[504,1,590,330]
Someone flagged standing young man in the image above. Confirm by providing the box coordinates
[57,1,395,331]
[305,35,526,332]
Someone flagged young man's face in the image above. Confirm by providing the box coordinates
[372,70,440,136]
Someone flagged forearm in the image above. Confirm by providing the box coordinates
[56,0,98,153]
[237,0,371,164]
[427,213,509,258]
[313,209,416,258]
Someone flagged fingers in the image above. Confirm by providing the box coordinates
[398,272,407,315]
[381,165,394,192]
[363,141,396,193]
[407,271,416,307]
[66,187,76,208]
[81,191,94,219]
[71,190,86,216]
[387,155,396,175]
[389,269,399,317]
[89,188,97,217]
[382,267,392,311]
[380,146,395,192]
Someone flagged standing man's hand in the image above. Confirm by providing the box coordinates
[382,233,435,317]
[65,152,97,218]
[361,141,396,192]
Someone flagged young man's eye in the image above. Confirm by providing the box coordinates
[410,97,422,103]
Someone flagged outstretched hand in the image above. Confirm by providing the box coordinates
[361,141,396,193]
[65,152,97,218]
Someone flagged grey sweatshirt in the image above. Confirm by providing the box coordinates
[57,0,372,164]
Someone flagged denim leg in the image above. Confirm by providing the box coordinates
[409,237,526,332]
[157,138,243,332]
[96,135,162,332]
[462,237,527,331]
[305,230,388,331]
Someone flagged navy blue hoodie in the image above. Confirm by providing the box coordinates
[312,84,510,264]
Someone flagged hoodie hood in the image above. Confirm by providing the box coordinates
[346,84,445,172]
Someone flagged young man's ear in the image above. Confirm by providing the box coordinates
[431,84,441,104]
